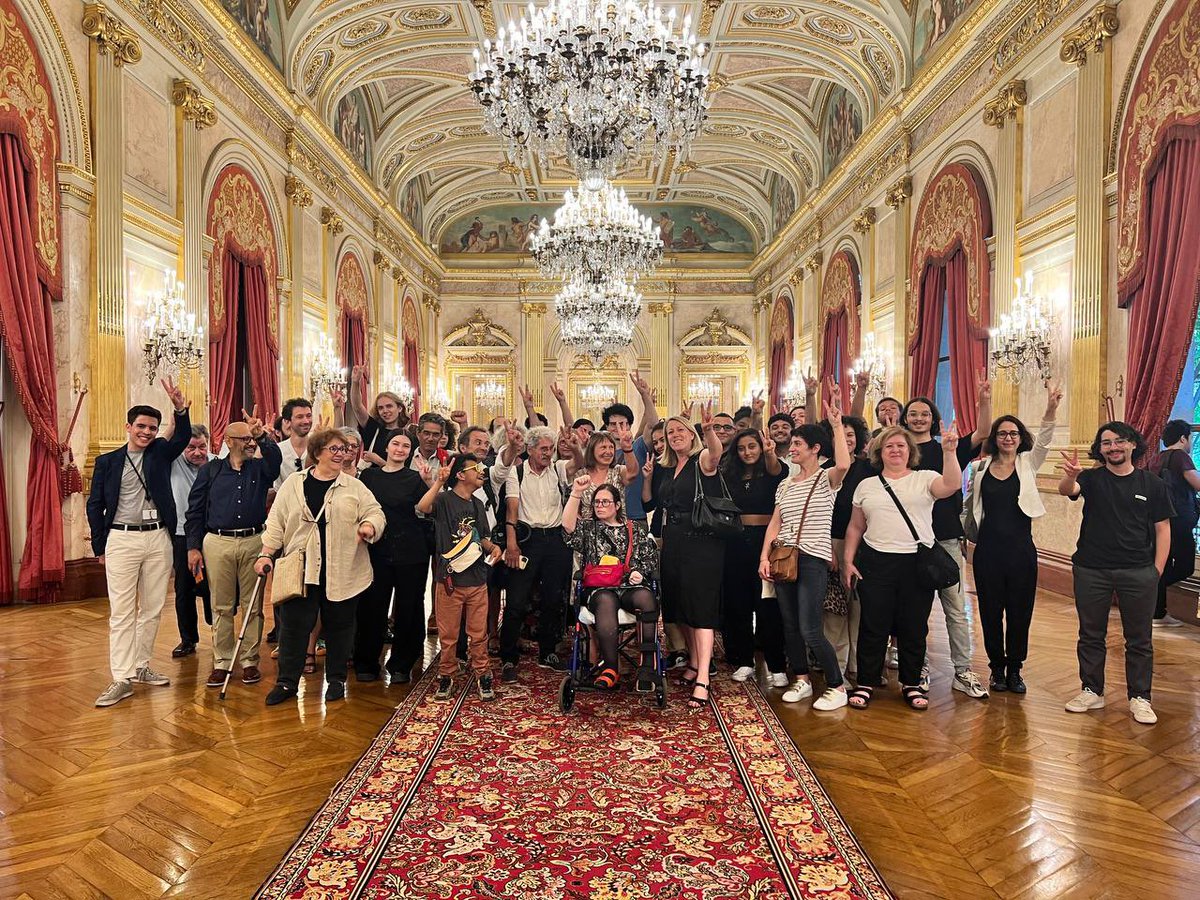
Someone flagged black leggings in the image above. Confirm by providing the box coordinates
[589,586,658,668]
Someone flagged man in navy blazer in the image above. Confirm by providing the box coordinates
[86,377,192,707]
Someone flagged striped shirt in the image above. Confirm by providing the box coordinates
[774,469,839,562]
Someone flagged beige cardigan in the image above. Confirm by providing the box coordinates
[263,469,386,601]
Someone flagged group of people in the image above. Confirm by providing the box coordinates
[85,364,1190,726]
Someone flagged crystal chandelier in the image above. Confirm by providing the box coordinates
[779,362,806,411]
[580,383,616,410]
[687,378,721,407]
[556,273,642,361]
[428,380,453,417]
[530,180,663,280]
[308,339,346,404]
[469,0,710,185]
[382,363,416,408]
[990,275,1055,383]
[849,333,889,401]
[142,275,203,383]
[474,379,506,413]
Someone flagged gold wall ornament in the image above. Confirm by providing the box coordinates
[993,0,1074,72]
[81,4,141,66]
[983,79,1028,127]
[471,0,496,33]
[373,250,392,272]
[320,206,344,235]
[769,295,792,344]
[134,0,204,70]
[335,252,370,323]
[700,0,723,32]
[520,301,547,315]
[284,175,313,207]
[1060,3,1120,65]
[803,252,823,273]
[171,79,216,129]
[647,301,674,315]
[884,175,913,209]
[448,308,514,347]
[391,265,403,281]
[852,207,876,234]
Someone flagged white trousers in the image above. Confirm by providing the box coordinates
[104,528,173,681]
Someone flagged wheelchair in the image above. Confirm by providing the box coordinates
[558,577,667,713]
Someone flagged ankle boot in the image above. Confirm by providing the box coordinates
[989,664,1008,692]
[1006,666,1026,694]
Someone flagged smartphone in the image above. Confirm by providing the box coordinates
[519,556,529,570]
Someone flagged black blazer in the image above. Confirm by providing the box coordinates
[86,409,192,556]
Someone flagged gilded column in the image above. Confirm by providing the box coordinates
[885,176,913,395]
[284,177,312,395]
[520,300,547,405]
[83,4,140,454]
[422,293,441,401]
[803,252,822,379]
[648,301,673,414]
[983,79,1028,414]
[751,294,770,388]
[172,80,216,422]
[852,208,877,339]
[373,251,393,382]
[1062,4,1119,442]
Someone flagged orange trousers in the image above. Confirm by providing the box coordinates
[435,581,490,677]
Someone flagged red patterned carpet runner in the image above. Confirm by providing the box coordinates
[258,668,892,899]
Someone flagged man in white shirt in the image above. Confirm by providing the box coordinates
[274,398,313,489]
[498,425,574,681]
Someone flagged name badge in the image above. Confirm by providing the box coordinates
[142,508,159,521]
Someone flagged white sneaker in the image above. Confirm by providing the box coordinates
[886,646,899,669]
[781,680,813,703]
[95,680,133,707]
[730,666,755,682]
[1153,615,1183,627]
[1065,688,1105,712]
[1129,697,1157,724]
[952,670,988,699]
[813,687,848,711]
[134,666,170,686]
[768,672,789,688]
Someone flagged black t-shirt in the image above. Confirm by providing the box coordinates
[1071,466,1175,569]
[828,456,879,539]
[979,468,1031,544]
[360,467,427,565]
[432,489,491,586]
[912,438,979,541]
[728,466,788,515]
[302,473,336,586]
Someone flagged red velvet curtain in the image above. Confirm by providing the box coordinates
[0,421,12,604]
[944,249,988,435]
[1123,136,1200,442]
[768,340,788,413]
[0,133,63,602]
[209,252,242,446]
[344,312,367,410]
[404,338,420,415]
[910,264,946,402]
[821,309,851,410]
[242,261,279,420]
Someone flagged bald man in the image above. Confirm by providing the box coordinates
[185,410,282,688]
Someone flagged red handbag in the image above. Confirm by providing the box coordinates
[581,520,635,589]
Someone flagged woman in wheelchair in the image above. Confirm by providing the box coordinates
[563,476,660,691]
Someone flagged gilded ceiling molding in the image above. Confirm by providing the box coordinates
[391,264,403,281]
[285,130,337,192]
[1115,0,1199,304]
[171,79,216,129]
[321,206,344,235]
[372,250,392,272]
[804,252,822,273]
[471,0,495,34]
[129,0,204,70]
[700,0,723,33]
[1060,3,1120,65]
[982,79,1028,127]
[884,176,913,209]
[81,3,142,66]
[284,175,313,208]
[851,207,876,234]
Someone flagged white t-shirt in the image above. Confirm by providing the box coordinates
[852,470,941,554]
[775,469,839,562]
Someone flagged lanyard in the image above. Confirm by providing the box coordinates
[125,450,152,501]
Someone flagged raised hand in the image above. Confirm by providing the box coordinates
[823,394,843,427]
[160,376,188,411]
[450,409,469,428]
[751,389,765,416]
[329,386,346,409]
[761,429,776,457]
[941,421,960,452]
[435,463,452,484]
[975,368,992,402]
[573,472,591,492]
[629,369,651,395]
[1045,381,1064,415]
[680,402,693,421]
[854,368,869,390]
[613,421,634,452]
[700,400,715,430]
[1059,448,1082,479]
[519,384,534,407]
[241,405,265,438]
[505,422,526,453]
[549,382,565,402]
[641,454,655,479]
[803,366,817,396]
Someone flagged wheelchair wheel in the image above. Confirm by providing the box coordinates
[654,679,667,710]
[559,675,575,713]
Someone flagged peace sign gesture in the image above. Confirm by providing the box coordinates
[642,453,655,479]
[241,405,265,438]
[941,421,960,452]
[1059,448,1082,479]
[549,381,566,402]
[823,394,843,428]
[699,400,715,430]
[751,389,765,416]
[803,366,817,396]
[160,376,188,411]
[760,429,776,457]
[975,367,992,402]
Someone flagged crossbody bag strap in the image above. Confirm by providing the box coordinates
[878,474,921,543]
[623,519,634,570]
[793,471,823,544]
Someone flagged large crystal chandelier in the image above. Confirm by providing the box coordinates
[469,0,710,184]
[687,378,721,407]
[580,383,616,410]
[530,180,662,280]
[382,363,416,408]
[990,275,1055,383]
[780,362,806,411]
[428,380,453,417]
[557,274,642,360]
[474,380,506,413]
[849,332,889,401]
[308,339,346,404]
[142,276,204,383]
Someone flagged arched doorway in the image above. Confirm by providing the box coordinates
[768,293,795,414]
[335,250,370,410]
[819,250,862,410]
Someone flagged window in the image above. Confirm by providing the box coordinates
[933,298,955,426]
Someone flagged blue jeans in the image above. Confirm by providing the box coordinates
[775,554,843,688]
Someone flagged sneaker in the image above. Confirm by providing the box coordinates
[388,669,411,684]
[1129,696,1157,724]
[813,687,848,711]
[666,650,689,671]
[886,645,899,669]
[265,684,296,706]
[1065,688,1105,712]
[781,680,813,703]
[434,676,454,700]
[537,653,566,671]
[989,666,1007,693]
[95,680,133,707]
[1153,615,1183,627]
[730,666,755,682]
[501,662,518,683]
[134,666,170,686]
[953,670,988,699]
[241,666,262,685]
[205,668,230,688]
[478,674,496,701]
[918,665,931,692]
[768,672,789,688]
[325,680,346,702]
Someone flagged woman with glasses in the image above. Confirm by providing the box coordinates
[964,383,1062,693]
[338,427,363,476]
[576,431,637,521]
[355,430,428,683]
[255,428,385,705]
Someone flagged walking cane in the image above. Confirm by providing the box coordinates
[220,567,270,701]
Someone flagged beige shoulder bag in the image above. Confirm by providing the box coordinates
[272,494,327,605]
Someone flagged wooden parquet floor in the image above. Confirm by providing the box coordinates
[1,574,1198,900]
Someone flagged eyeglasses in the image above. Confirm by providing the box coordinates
[227,435,255,443]
[1100,439,1130,448]
[326,445,349,456]
[462,462,485,473]
[995,431,1021,439]
[712,424,735,432]
[593,498,615,507]
[420,429,443,439]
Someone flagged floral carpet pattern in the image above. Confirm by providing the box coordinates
[258,668,892,900]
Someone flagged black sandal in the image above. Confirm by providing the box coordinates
[302,653,317,675]
[676,665,699,688]
[847,686,873,709]
[687,682,711,710]
[902,685,929,710]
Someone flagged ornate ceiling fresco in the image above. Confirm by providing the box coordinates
[224,1,932,249]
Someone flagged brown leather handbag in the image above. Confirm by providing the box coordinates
[767,473,822,583]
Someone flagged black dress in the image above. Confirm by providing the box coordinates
[659,455,726,629]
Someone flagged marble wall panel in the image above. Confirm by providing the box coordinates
[875,209,896,289]
[303,210,323,293]
[1033,491,1082,556]
[1024,79,1076,215]
[124,73,173,207]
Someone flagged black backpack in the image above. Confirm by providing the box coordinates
[1158,449,1200,527]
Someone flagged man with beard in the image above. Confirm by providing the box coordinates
[768,413,799,474]
[710,412,737,456]
[274,398,314,489]
[169,425,213,658]
[1059,421,1172,725]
